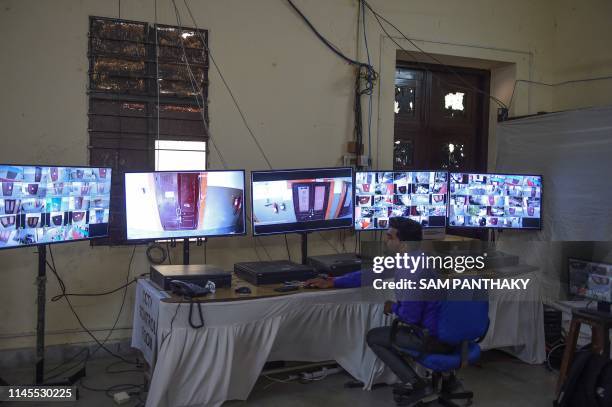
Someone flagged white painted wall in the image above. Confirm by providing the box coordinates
[0,0,609,351]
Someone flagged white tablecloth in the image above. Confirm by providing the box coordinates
[138,272,545,407]
[479,271,546,364]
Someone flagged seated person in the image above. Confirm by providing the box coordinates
[305,217,421,289]
[366,223,456,396]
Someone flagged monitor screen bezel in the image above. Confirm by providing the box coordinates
[124,169,247,241]
[447,171,543,230]
[353,169,449,231]
[0,163,113,250]
[567,257,612,304]
[251,166,354,236]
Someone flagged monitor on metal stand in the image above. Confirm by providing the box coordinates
[0,164,112,386]
[251,166,354,262]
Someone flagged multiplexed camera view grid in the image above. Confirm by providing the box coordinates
[569,258,612,303]
[448,173,542,229]
[354,171,448,230]
[0,165,111,248]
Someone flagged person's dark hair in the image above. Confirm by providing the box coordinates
[388,217,422,241]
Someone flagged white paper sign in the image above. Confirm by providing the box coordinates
[131,279,168,367]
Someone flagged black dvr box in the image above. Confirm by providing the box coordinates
[307,253,362,277]
[150,264,232,291]
[234,260,316,285]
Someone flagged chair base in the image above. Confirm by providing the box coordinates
[394,392,473,407]
[392,374,474,407]
[439,390,474,407]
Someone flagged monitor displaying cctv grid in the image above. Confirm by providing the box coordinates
[354,171,448,230]
[0,165,112,249]
[448,172,542,229]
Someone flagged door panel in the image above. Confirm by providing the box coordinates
[291,182,331,222]
[393,64,489,172]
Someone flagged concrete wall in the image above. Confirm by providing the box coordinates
[0,0,608,351]
[551,0,612,111]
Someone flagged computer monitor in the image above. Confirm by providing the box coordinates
[354,170,448,230]
[251,167,353,236]
[448,172,542,229]
[0,164,112,249]
[568,258,612,312]
[125,170,245,240]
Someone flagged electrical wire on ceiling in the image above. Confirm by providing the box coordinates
[171,0,278,260]
[155,0,161,169]
[360,0,373,168]
[169,0,228,169]
[362,0,508,110]
[285,0,377,170]
[180,0,273,170]
[508,76,612,111]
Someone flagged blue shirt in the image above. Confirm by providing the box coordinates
[332,268,441,338]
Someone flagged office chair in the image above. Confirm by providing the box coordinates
[391,300,489,406]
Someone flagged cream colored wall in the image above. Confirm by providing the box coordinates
[0,0,606,351]
[551,0,612,111]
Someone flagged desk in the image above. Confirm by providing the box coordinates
[142,281,394,407]
[133,266,544,407]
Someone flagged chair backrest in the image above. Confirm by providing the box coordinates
[436,301,489,345]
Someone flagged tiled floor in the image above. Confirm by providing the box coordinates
[2,351,557,406]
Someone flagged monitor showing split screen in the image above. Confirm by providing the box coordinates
[251,167,354,235]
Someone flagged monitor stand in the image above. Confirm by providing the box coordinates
[179,237,210,265]
[300,232,308,265]
[183,238,190,265]
[30,246,86,386]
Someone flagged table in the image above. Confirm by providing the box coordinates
[556,308,612,394]
[133,266,545,407]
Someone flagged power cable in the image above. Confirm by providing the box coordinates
[181,0,274,170]
[362,0,507,110]
[508,76,612,110]
[169,0,229,169]
[47,246,139,366]
[284,234,291,261]
[360,0,373,167]
[178,0,297,260]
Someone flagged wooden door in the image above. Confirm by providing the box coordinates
[393,63,489,172]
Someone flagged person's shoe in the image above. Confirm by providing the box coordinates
[392,380,434,406]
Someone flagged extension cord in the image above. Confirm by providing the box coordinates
[113,391,131,405]
[300,366,343,380]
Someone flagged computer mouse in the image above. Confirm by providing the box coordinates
[235,286,251,295]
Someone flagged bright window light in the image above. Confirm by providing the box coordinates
[444,92,465,111]
[155,140,207,171]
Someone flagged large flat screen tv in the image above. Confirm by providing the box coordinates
[251,167,353,236]
[568,258,612,304]
[448,172,542,229]
[0,165,112,249]
[354,170,448,230]
[125,170,245,240]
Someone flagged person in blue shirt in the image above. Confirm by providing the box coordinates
[304,217,418,289]
[306,217,454,397]
[365,219,454,398]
